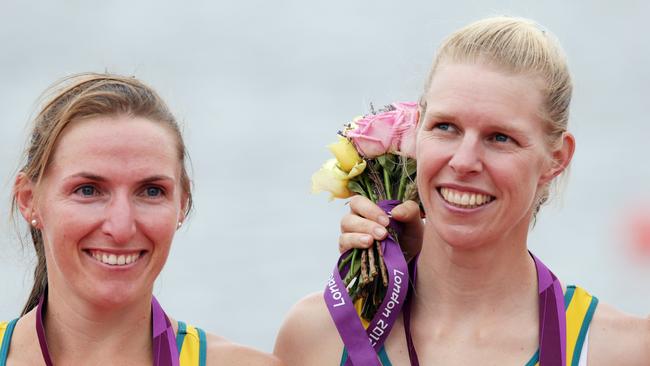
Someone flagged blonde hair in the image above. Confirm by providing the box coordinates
[421,16,572,217]
[13,73,193,314]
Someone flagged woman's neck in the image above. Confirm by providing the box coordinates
[413,224,539,328]
[42,287,154,365]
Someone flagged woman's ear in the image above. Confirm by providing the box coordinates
[540,132,576,184]
[177,192,190,228]
[14,172,37,224]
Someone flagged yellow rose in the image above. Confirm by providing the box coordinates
[328,136,363,173]
[311,159,353,200]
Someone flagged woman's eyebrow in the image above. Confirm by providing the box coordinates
[138,175,175,184]
[63,172,106,182]
[63,173,174,184]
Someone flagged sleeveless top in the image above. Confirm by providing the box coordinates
[0,319,207,366]
[341,285,599,366]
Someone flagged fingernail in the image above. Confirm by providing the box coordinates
[373,227,387,238]
[378,215,390,226]
[362,235,373,245]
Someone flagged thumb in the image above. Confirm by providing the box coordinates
[390,200,421,225]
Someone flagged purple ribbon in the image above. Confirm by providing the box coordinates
[403,252,566,366]
[36,292,179,365]
[533,254,566,366]
[324,200,409,366]
[151,296,181,366]
[36,294,54,366]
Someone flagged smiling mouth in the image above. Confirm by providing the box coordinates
[438,187,495,209]
[86,250,143,266]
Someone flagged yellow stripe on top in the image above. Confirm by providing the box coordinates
[175,320,207,366]
[179,323,204,366]
[531,286,598,366]
[565,286,597,366]
[0,321,8,346]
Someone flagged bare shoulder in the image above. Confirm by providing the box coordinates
[587,301,650,366]
[273,292,343,366]
[205,332,283,366]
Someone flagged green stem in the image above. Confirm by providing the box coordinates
[363,175,377,202]
[344,265,360,287]
[383,167,392,200]
[338,251,354,272]
[397,164,407,201]
[350,249,358,278]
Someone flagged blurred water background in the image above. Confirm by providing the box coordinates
[1,0,649,352]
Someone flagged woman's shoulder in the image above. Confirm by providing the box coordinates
[587,301,650,366]
[273,292,344,366]
[204,332,283,366]
[173,318,282,366]
[275,291,338,346]
[278,291,334,328]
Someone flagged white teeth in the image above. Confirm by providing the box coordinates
[440,187,494,208]
[461,193,470,205]
[89,251,140,266]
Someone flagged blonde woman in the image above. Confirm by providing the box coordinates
[275,17,650,365]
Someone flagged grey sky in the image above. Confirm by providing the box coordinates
[1,0,649,352]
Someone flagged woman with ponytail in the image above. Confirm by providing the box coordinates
[0,73,281,366]
[276,16,650,366]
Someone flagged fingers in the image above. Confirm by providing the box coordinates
[339,233,374,253]
[340,213,387,237]
[390,200,421,224]
[348,195,390,226]
[390,200,424,259]
[338,197,422,254]
[339,196,390,253]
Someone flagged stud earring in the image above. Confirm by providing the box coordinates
[31,219,37,227]
[177,221,182,228]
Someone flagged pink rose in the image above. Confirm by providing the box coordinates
[392,102,419,158]
[347,102,419,158]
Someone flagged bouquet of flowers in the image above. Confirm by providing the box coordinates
[312,102,419,324]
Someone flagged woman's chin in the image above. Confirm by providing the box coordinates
[77,283,149,310]
[433,224,493,250]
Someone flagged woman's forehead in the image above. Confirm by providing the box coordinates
[47,116,180,178]
[424,63,544,122]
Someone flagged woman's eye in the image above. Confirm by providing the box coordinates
[493,133,511,143]
[434,122,454,132]
[75,185,97,197]
[143,186,163,198]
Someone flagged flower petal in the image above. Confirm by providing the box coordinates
[311,159,353,200]
[328,136,363,173]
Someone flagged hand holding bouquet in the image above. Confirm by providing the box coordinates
[313,102,419,324]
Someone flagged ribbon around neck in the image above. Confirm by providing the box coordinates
[403,252,566,366]
[151,296,181,366]
[324,200,409,366]
[36,293,179,366]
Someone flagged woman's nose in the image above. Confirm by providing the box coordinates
[101,193,136,244]
[448,135,483,176]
